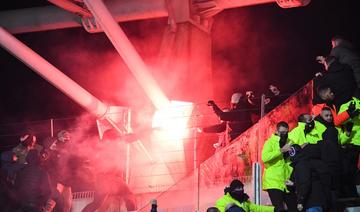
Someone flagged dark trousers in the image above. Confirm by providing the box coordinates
[341,145,360,197]
[267,189,297,212]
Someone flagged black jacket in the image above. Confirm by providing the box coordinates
[203,122,226,133]
[314,61,356,109]
[15,151,51,207]
[291,144,331,210]
[330,42,360,88]
[211,101,252,141]
[292,158,331,209]
[319,127,342,190]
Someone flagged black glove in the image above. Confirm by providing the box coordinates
[344,122,354,133]
[348,102,356,113]
[207,100,215,106]
[304,121,315,134]
[347,102,360,118]
[346,102,356,117]
[224,186,230,194]
[279,133,289,158]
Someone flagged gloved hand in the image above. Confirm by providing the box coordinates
[304,121,315,134]
[207,100,215,107]
[344,122,354,135]
[224,186,230,194]
[347,102,360,118]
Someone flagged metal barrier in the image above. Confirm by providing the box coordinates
[71,191,94,212]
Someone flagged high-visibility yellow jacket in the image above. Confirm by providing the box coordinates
[215,193,274,212]
[261,134,292,192]
[288,122,320,145]
[339,97,360,146]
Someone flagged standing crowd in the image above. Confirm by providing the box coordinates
[0,129,137,212]
[1,36,359,212]
[207,36,360,212]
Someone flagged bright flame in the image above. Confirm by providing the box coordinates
[152,100,194,142]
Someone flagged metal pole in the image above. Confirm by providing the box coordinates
[125,143,130,184]
[260,94,266,119]
[0,26,156,166]
[0,27,108,118]
[196,164,200,212]
[125,109,131,184]
[84,0,170,110]
[194,128,197,171]
[192,107,201,212]
[50,118,54,137]
[0,0,278,34]
[253,163,261,204]
[254,94,266,204]
[194,127,200,212]
[106,116,154,163]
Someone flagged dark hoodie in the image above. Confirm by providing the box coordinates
[15,150,51,209]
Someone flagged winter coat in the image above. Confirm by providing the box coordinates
[202,122,230,148]
[215,193,274,212]
[292,157,331,210]
[15,151,51,208]
[264,92,286,114]
[313,61,356,109]
[319,128,343,190]
[211,101,252,141]
[330,42,360,88]
[262,134,293,191]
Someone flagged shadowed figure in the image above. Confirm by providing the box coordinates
[81,129,136,212]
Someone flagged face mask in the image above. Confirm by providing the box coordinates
[230,188,248,203]
[279,133,288,139]
[304,120,315,134]
[278,133,288,148]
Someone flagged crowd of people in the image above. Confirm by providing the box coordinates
[261,36,360,212]
[0,129,136,212]
[1,36,359,212]
[201,84,285,149]
[205,36,360,212]
[0,130,74,212]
